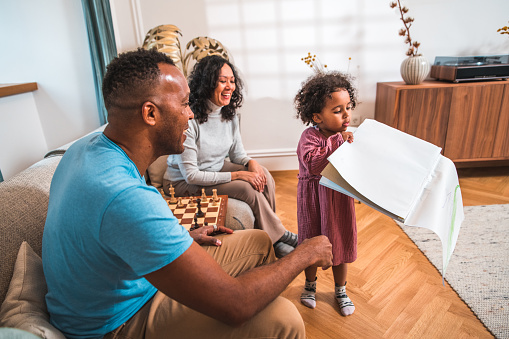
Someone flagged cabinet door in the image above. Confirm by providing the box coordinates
[397,87,453,150]
[492,84,509,158]
[444,83,507,161]
[374,83,399,127]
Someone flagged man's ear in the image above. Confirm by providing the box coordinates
[312,113,322,124]
[141,101,157,126]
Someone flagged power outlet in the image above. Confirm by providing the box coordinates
[351,115,362,126]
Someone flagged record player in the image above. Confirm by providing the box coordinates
[430,55,509,82]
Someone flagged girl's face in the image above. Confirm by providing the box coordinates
[313,89,352,138]
[211,63,236,107]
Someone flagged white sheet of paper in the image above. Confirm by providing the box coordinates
[327,119,442,220]
[320,164,402,221]
[404,155,464,275]
[321,119,464,278]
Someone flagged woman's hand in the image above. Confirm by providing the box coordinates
[231,170,265,192]
[246,160,267,192]
[189,225,233,246]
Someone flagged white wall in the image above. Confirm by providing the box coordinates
[0,0,99,180]
[0,92,48,180]
[1,1,507,179]
[111,0,509,170]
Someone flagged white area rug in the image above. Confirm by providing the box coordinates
[396,204,509,338]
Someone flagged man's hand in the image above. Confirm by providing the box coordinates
[189,225,233,246]
[296,236,333,270]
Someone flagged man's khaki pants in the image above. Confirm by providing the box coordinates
[104,229,305,339]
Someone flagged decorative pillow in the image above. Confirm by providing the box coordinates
[0,327,41,339]
[0,242,66,339]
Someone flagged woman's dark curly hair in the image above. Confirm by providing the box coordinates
[188,55,244,124]
[102,48,174,111]
[294,71,358,126]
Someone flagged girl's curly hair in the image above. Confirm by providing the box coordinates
[188,55,244,124]
[294,71,358,126]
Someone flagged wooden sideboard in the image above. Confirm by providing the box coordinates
[374,80,509,167]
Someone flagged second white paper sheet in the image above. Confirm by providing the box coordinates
[327,119,442,220]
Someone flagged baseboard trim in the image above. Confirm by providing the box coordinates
[246,148,298,171]
[247,148,296,158]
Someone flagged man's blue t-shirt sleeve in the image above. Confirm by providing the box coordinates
[101,185,193,276]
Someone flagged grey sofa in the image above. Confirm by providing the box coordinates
[0,129,254,338]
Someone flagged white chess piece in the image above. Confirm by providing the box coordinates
[169,184,177,204]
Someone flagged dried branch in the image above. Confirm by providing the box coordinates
[390,1,421,56]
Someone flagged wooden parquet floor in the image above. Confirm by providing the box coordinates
[271,166,509,339]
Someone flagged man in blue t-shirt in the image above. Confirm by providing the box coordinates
[42,48,333,339]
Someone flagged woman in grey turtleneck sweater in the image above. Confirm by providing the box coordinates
[163,55,297,258]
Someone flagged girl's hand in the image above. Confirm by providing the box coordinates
[341,131,354,143]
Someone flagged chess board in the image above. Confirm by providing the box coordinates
[163,195,228,230]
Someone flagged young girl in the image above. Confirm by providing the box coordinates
[294,71,358,316]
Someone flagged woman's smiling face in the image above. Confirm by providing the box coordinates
[211,63,236,107]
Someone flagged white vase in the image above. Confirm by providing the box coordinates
[400,55,430,85]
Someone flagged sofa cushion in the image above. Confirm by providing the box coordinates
[0,156,61,306]
[147,155,169,188]
[0,242,65,339]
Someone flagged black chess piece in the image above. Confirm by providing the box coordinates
[193,215,199,229]
[195,198,205,218]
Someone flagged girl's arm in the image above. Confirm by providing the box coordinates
[300,132,343,176]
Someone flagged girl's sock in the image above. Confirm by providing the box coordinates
[335,282,355,316]
[300,278,317,309]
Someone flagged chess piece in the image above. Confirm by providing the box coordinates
[201,188,207,201]
[211,189,219,206]
[177,197,184,208]
[168,184,177,204]
[188,197,195,208]
[194,215,199,229]
[195,198,205,218]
